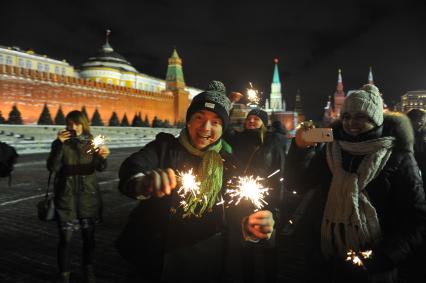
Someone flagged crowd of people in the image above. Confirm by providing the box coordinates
[1,81,425,283]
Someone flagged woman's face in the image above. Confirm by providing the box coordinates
[245,115,263,129]
[66,121,83,136]
[187,110,223,150]
[342,112,376,136]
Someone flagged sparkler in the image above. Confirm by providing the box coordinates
[247,82,261,106]
[86,135,107,154]
[226,175,270,211]
[345,249,373,267]
[176,169,201,198]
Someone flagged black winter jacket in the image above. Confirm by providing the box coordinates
[117,133,244,282]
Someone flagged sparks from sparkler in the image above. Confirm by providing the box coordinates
[176,169,201,198]
[226,175,270,211]
[247,82,261,105]
[86,135,107,154]
[345,249,373,267]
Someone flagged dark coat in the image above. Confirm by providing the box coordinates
[413,129,426,185]
[283,113,426,282]
[47,136,107,223]
[117,133,242,282]
[226,129,285,212]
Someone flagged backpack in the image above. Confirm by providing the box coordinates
[0,142,19,181]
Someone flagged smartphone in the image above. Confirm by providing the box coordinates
[302,128,333,143]
[68,129,77,138]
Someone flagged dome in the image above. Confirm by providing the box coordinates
[81,41,137,73]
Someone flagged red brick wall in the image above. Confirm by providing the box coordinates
[0,65,184,125]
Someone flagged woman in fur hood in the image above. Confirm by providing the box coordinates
[284,84,426,283]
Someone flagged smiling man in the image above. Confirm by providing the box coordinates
[117,81,275,282]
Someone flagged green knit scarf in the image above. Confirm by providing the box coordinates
[178,129,231,218]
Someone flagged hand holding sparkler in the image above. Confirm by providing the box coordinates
[134,168,177,198]
[242,210,275,241]
[345,249,373,269]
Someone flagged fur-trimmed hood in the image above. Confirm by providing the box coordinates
[331,111,414,152]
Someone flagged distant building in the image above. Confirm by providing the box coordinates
[401,90,426,112]
[0,30,202,124]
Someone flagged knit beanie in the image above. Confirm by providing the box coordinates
[247,108,269,126]
[186,81,232,129]
[341,84,384,126]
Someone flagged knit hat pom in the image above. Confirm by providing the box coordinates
[360,84,380,97]
[207,80,226,94]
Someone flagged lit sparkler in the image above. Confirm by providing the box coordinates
[226,175,270,211]
[247,82,261,106]
[345,249,373,267]
[176,169,201,198]
[86,135,107,154]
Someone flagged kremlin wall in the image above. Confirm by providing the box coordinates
[0,32,202,125]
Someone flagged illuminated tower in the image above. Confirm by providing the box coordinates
[270,58,284,111]
[166,48,189,123]
[333,69,345,117]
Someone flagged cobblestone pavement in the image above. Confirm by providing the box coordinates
[0,147,143,283]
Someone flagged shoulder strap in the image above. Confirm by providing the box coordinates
[44,171,54,200]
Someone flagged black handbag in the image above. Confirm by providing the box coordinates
[37,171,56,221]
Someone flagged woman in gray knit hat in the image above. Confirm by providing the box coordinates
[116,81,275,282]
[284,84,426,283]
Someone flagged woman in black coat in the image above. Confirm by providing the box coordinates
[117,81,275,283]
[284,84,426,283]
[47,110,110,283]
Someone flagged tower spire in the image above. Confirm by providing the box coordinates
[102,29,113,52]
[368,66,374,85]
[270,58,283,110]
[333,68,345,118]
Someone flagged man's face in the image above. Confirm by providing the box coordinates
[187,110,223,149]
[410,115,426,132]
[341,112,376,136]
[245,115,263,129]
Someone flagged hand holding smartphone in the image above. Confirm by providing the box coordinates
[301,128,333,143]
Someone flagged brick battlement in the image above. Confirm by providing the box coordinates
[0,64,184,124]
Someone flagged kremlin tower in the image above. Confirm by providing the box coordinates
[269,58,285,111]
[333,69,345,118]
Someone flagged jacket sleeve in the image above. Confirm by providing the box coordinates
[381,152,426,266]
[284,140,330,194]
[46,139,63,173]
[118,139,161,199]
[94,152,108,172]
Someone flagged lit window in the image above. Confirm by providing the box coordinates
[44,64,49,72]
[55,66,59,74]
[26,60,32,69]
[107,79,113,84]
[19,58,24,67]
[38,62,43,71]
[61,67,66,75]
[6,56,12,65]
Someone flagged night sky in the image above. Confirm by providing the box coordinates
[1,0,426,119]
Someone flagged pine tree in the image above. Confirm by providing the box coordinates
[131,113,143,127]
[81,106,89,121]
[121,113,129,127]
[163,119,171,128]
[109,112,120,126]
[91,108,104,126]
[8,104,23,124]
[37,103,53,125]
[152,116,164,128]
[0,111,5,124]
[143,115,150,127]
[54,106,65,125]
